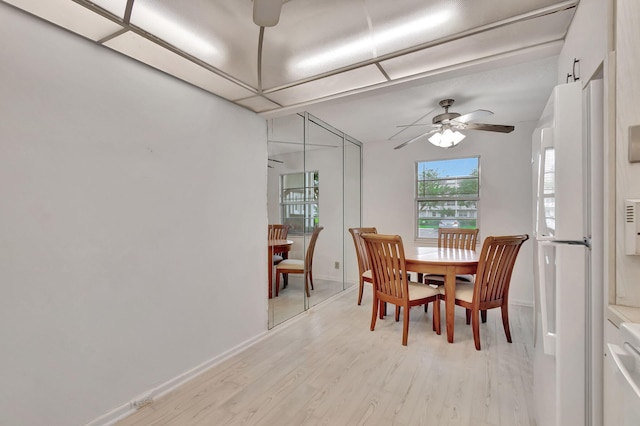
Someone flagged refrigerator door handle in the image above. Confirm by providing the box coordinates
[553,238,592,249]
[537,240,556,356]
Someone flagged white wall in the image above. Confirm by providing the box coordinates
[0,5,267,425]
[614,0,640,306]
[362,122,536,306]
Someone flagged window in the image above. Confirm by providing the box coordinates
[280,171,319,235]
[540,147,556,235]
[416,157,479,239]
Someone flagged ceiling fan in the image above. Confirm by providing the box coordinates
[393,99,515,150]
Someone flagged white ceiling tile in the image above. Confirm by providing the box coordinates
[380,9,574,81]
[236,96,282,113]
[129,0,259,89]
[265,65,387,106]
[86,0,128,19]
[4,0,123,41]
[104,31,257,101]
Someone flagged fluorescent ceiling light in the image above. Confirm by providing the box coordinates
[131,3,225,64]
[291,9,452,73]
[3,0,123,41]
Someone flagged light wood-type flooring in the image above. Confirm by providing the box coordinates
[118,287,535,426]
[269,276,351,327]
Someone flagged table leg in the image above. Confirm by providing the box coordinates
[445,267,456,343]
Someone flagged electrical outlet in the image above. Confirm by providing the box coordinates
[133,397,153,410]
[334,261,340,269]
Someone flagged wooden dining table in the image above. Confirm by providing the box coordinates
[268,239,293,299]
[404,246,479,343]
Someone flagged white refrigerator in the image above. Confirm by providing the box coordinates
[532,80,604,426]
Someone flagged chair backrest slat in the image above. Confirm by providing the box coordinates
[474,235,529,305]
[305,226,324,270]
[362,233,409,303]
[349,227,378,275]
[438,228,479,250]
[268,224,289,240]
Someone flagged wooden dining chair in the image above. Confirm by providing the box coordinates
[268,224,290,263]
[424,227,479,286]
[438,227,479,250]
[447,234,529,350]
[361,233,441,346]
[269,223,290,288]
[348,227,378,305]
[275,226,323,297]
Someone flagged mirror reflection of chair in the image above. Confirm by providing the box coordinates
[447,234,529,350]
[348,227,377,305]
[275,226,323,297]
[269,224,290,288]
[361,233,441,346]
[268,224,290,264]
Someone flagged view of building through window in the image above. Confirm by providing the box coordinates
[416,157,479,238]
[280,171,319,235]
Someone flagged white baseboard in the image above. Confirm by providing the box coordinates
[86,330,269,426]
[510,299,534,308]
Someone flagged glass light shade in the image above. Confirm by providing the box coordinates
[428,129,466,148]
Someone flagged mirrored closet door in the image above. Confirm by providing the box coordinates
[267,113,362,328]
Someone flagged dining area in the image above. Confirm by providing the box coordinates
[350,227,529,350]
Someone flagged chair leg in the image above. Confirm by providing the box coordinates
[370,295,379,331]
[309,270,314,290]
[501,304,512,343]
[275,271,280,297]
[304,272,311,297]
[283,273,288,289]
[424,304,429,313]
[432,299,441,335]
[402,305,410,346]
[357,278,364,305]
[465,308,471,325]
[395,306,401,322]
[481,309,487,323]
[471,309,481,350]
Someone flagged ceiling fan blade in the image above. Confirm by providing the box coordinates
[465,122,515,133]
[396,124,433,128]
[388,106,439,141]
[393,129,438,150]
[453,109,493,123]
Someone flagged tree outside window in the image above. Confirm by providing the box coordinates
[416,157,479,239]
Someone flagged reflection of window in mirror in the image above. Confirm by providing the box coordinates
[280,171,319,235]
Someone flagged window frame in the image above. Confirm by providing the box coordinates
[414,156,480,241]
[280,170,319,236]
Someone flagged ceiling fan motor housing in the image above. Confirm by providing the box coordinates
[433,98,460,124]
[433,112,461,124]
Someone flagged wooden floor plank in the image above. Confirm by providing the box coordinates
[117,288,535,426]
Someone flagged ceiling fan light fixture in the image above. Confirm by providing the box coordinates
[428,128,465,148]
